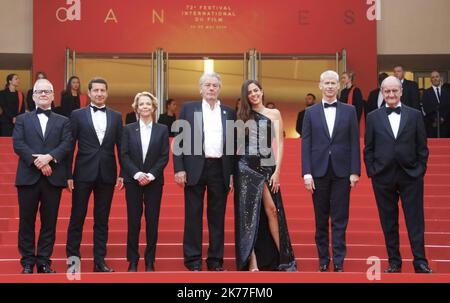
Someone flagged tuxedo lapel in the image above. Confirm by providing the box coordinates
[144,124,157,166]
[220,105,227,146]
[380,107,396,139]
[318,105,331,140]
[330,102,341,140]
[133,122,144,164]
[43,113,56,141]
[397,107,409,138]
[85,107,100,145]
[103,109,112,145]
[32,112,44,141]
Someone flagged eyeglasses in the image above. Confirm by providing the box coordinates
[34,90,53,95]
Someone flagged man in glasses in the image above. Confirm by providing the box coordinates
[12,79,72,274]
[364,76,432,274]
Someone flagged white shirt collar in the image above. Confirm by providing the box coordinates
[202,99,221,110]
[139,120,153,129]
[385,102,402,108]
[322,99,337,105]
[90,102,106,109]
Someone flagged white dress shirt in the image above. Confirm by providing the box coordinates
[202,99,223,158]
[133,120,155,182]
[90,104,107,145]
[377,90,385,108]
[386,103,402,139]
[140,120,152,163]
[36,109,49,136]
[322,99,337,138]
[303,100,337,180]
[433,85,442,102]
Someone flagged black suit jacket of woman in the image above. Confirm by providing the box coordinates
[121,121,169,185]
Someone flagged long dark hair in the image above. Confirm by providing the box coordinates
[238,79,263,122]
[5,73,17,89]
[63,76,81,96]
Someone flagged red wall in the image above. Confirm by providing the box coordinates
[34,0,377,99]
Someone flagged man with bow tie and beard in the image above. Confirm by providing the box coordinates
[66,77,123,273]
[13,79,72,274]
[364,76,432,274]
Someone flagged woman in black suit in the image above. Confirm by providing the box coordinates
[121,92,169,272]
[340,71,364,124]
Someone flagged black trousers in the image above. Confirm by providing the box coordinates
[125,181,163,265]
[66,179,115,264]
[183,158,228,269]
[371,165,427,268]
[312,162,350,266]
[17,177,63,267]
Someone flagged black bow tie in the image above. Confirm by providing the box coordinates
[91,105,106,112]
[386,107,401,115]
[324,102,337,108]
[36,108,51,117]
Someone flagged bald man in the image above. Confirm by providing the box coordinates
[13,79,72,274]
[364,76,432,274]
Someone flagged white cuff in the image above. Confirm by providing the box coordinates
[133,172,145,180]
[303,174,313,180]
[147,173,155,181]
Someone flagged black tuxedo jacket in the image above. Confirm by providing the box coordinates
[401,79,420,110]
[301,101,361,178]
[172,101,236,187]
[13,111,72,187]
[125,112,138,124]
[422,86,450,119]
[69,107,123,184]
[365,88,383,118]
[121,122,169,185]
[364,105,428,180]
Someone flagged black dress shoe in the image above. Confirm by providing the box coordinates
[21,264,34,274]
[188,266,202,271]
[207,266,226,272]
[385,265,402,273]
[128,262,138,272]
[94,263,115,272]
[319,264,330,272]
[415,264,433,274]
[145,263,155,272]
[333,265,344,272]
[37,264,56,274]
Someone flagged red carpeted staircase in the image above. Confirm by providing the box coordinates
[1,137,450,282]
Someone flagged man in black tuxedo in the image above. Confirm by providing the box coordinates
[173,72,235,271]
[393,65,420,110]
[13,79,72,274]
[365,73,389,118]
[301,70,361,272]
[364,76,432,274]
[66,77,123,273]
[295,93,316,137]
[422,71,450,138]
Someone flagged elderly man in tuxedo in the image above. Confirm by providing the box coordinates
[301,70,361,272]
[364,76,432,274]
[13,79,72,274]
[173,72,236,271]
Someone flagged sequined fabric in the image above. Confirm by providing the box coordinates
[234,111,297,271]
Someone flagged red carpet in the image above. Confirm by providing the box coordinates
[1,137,450,282]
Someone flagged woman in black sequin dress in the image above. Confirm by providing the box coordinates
[234,80,297,271]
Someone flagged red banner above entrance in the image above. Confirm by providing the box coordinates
[34,0,377,96]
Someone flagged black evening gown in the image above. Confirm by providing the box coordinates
[234,111,297,271]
